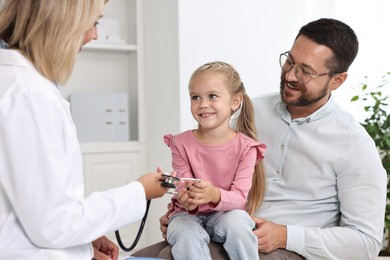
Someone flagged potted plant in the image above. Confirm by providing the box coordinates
[351,72,390,256]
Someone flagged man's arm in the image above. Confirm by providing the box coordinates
[295,140,385,259]
[253,141,386,259]
[160,203,175,240]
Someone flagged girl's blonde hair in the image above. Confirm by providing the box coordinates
[0,0,107,84]
[189,61,265,215]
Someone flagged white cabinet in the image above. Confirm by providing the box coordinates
[82,143,145,196]
[81,142,147,250]
[60,0,148,251]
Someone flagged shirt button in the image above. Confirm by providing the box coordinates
[276,169,281,174]
[280,144,285,150]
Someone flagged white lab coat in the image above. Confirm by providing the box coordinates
[0,49,147,259]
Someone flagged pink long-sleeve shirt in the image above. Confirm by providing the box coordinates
[164,130,266,216]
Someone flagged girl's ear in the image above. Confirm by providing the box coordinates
[232,94,243,111]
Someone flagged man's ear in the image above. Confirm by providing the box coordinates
[330,72,348,91]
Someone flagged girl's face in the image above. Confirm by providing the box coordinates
[82,0,105,46]
[189,72,239,131]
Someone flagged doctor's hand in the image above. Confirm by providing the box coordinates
[92,236,119,260]
[252,216,287,253]
[138,167,175,200]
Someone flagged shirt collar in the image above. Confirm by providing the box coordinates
[0,39,9,49]
[277,94,337,124]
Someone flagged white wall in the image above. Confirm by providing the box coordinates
[332,0,390,121]
[177,0,390,129]
[143,0,180,245]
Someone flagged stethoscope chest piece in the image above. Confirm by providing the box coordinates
[161,173,180,188]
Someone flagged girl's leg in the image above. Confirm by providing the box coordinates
[167,212,211,260]
[205,210,259,260]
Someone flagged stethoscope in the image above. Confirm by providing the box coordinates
[115,173,186,252]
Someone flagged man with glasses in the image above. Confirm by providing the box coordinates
[135,18,386,260]
[250,18,386,259]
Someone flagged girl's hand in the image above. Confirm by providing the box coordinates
[175,185,199,212]
[187,180,220,205]
[175,187,189,206]
[175,185,197,211]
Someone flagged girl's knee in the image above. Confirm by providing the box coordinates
[167,213,209,244]
[216,210,255,237]
[222,209,253,226]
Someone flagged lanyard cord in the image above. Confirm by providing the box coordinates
[115,199,151,252]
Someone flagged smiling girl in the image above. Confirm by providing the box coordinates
[164,61,266,260]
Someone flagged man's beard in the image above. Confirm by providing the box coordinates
[279,77,329,107]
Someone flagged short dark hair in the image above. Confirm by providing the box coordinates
[296,18,359,73]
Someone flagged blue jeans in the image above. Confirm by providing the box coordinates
[167,209,259,260]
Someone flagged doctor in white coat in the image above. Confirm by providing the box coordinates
[0,0,170,259]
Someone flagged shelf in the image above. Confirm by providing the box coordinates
[83,43,137,52]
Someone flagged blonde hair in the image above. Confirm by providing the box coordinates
[189,61,265,215]
[0,0,106,84]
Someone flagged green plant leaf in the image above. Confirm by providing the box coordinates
[351,96,359,102]
[351,72,390,250]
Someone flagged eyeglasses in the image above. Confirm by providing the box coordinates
[279,51,332,83]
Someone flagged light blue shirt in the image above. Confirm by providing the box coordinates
[0,39,8,49]
[253,93,386,259]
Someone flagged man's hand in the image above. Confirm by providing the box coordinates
[92,236,119,260]
[252,216,287,253]
[160,203,174,240]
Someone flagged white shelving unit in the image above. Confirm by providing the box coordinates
[61,0,147,251]
[83,43,138,52]
[62,0,145,142]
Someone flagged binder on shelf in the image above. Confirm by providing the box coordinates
[70,92,129,142]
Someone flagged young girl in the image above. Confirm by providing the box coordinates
[164,61,266,259]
